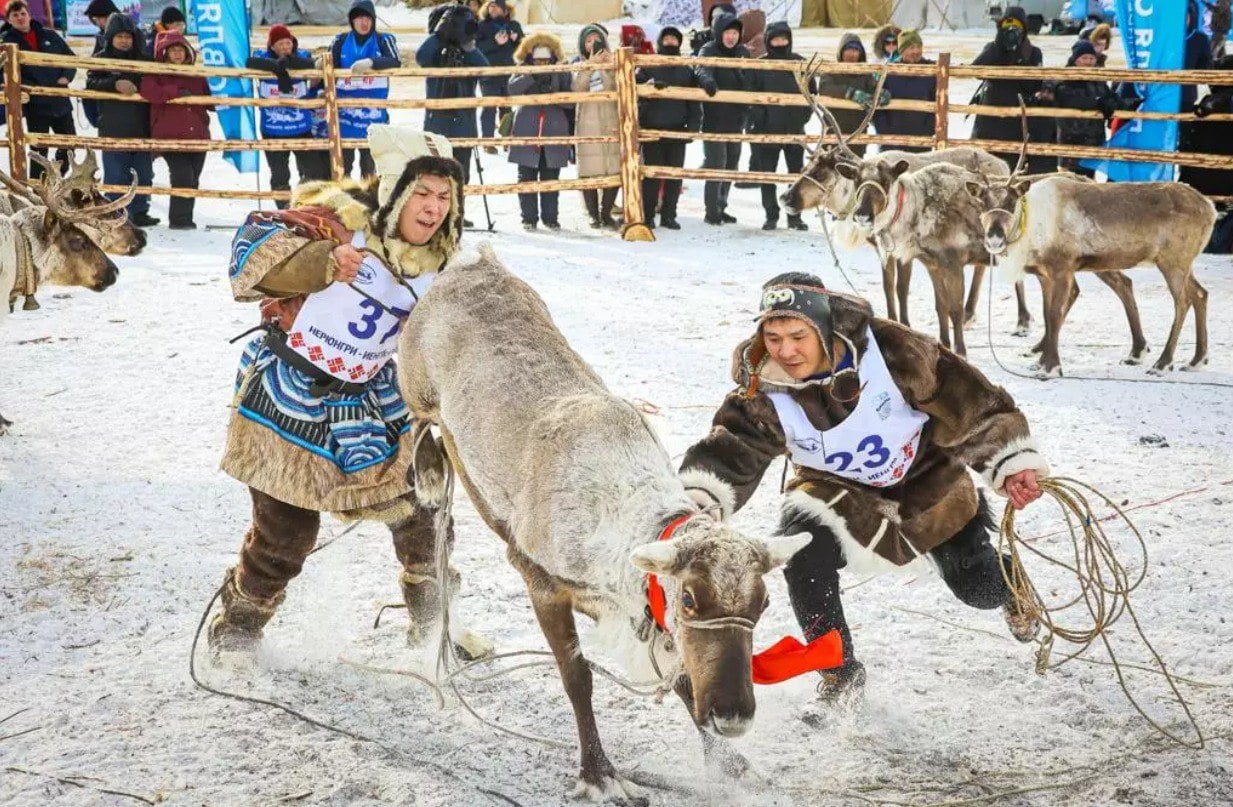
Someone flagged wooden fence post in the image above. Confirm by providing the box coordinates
[614,47,653,242]
[4,44,27,180]
[935,52,950,150]
[321,52,345,182]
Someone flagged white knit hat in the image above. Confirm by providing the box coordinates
[367,125,454,208]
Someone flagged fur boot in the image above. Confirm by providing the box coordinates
[582,189,601,228]
[208,567,283,657]
[400,564,493,661]
[599,187,619,230]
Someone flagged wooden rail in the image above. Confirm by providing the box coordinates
[1,44,1229,235]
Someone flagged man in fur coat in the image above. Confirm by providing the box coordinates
[209,125,487,660]
[679,273,1048,701]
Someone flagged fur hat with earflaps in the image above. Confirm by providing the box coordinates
[738,272,874,401]
[366,125,466,277]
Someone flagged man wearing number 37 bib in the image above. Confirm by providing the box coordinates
[208,126,488,661]
[679,273,1049,702]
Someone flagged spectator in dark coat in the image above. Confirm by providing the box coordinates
[507,32,571,231]
[747,21,811,230]
[140,31,212,229]
[475,0,522,149]
[0,1,76,179]
[871,24,900,62]
[416,3,487,194]
[247,24,327,209]
[330,0,401,178]
[636,26,699,230]
[816,33,880,157]
[1181,54,1233,195]
[1040,39,1122,177]
[695,11,750,225]
[874,29,936,153]
[971,6,1056,173]
[1183,0,1214,111]
[145,4,186,45]
[690,2,735,55]
[87,12,157,227]
[1080,22,1112,66]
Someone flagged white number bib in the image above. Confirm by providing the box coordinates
[337,76,390,92]
[285,232,433,384]
[768,327,929,488]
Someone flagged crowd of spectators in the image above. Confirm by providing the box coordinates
[0,0,1228,242]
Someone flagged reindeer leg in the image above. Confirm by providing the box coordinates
[1032,281,1081,355]
[1094,273,1148,365]
[881,255,898,322]
[0,411,11,436]
[523,577,646,806]
[1035,273,1069,378]
[674,676,758,783]
[1150,260,1194,374]
[897,259,912,327]
[964,264,986,327]
[1184,275,1209,370]
[925,263,951,350]
[1012,279,1032,338]
[946,268,968,357]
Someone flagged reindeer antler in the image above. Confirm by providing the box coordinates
[26,154,138,227]
[797,58,888,163]
[0,162,42,206]
[1009,95,1030,180]
[63,150,101,192]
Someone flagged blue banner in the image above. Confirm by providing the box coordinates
[194,0,257,172]
[1083,0,1186,181]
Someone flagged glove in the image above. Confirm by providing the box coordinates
[846,87,872,107]
[877,89,892,107]
[274,66,294,95]
[115,78,138,95]
[650,78,668,90]
[701,78,718,97]
[350,58,374,75]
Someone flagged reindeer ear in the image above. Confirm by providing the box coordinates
[760,532,812,571]
[835,161,859,181]
[629,541,680,575]
[965,180,984,198]
[1011,178,1032,196]
[889,160,911,178]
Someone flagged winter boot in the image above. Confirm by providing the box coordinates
[207,567,283,659]
[599,187,620,230]
[400,565,494,661]
[816,659,866,704]
[719,211,738,224]
[582,190,602,228]
[786,214,808,231]
[762,219,778,231]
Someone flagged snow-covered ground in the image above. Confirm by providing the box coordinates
[3,21,1233,807]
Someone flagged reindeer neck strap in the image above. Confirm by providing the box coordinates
[887,181,907,230]
[1008,198,1029,245]
[645,513,693,634]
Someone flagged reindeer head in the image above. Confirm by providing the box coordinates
[36,153,146,257]
[966,176,1031,256]
[843,158,910,230]
[781,57,885,219]
[630,518,809,737]
[1,158,137,293]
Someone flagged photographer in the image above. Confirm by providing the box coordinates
[476,1,522,152]
[417,2,488,199]
[1039,40,1124,178]
[971,6,1055,173]
[571,24,620,229]
[508,33,572,231]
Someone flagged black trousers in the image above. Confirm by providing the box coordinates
[517,151,560,225]
[641,138,687,222]
[342,148,375,178]
[163,152,206,226]
[780,492,1010,668]
[453,146,473,186]
[702,140,742,215]
[266,146,329,207]
[749,142,804,220]
[25,110,76,180]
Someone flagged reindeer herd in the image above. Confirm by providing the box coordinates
[782,62,1216,377]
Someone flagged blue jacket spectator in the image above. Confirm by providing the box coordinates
[475,0,522,142]
[416,4,488,187]
[0,2,76,179]
[248,24,329,208]
[330,0,401,177]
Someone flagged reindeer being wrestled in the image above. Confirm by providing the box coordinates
[398,246,811,803]
[0,162,134,434]
[3,152,145,312]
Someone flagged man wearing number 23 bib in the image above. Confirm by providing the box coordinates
[679,273,1050,702]
[209,126,488,661]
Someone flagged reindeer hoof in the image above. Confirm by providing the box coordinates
[22,296,40,311]
[1182,357,1208,372]
[572,775,647,806]
[1033,366,1062,380]
[1147,364,1172,376]
[1121,355,1143,366]
[0,416,11,436]
[1012,325,1031,338]
[964,313,978,328]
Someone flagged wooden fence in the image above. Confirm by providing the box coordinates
[1,43,1230,240]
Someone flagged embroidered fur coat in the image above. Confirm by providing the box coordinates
[680,296,1049,573]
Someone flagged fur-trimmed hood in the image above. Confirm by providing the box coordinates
[292,155,465,277]
[515,30,563,64]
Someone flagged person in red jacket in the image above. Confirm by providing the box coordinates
[140,31,213,230]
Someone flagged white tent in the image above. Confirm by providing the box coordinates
[891,0,989,30]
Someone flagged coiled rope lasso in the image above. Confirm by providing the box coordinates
[997,476,1204,749]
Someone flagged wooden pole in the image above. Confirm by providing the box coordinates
[935,52,950,150]
[614,47,652,243]
[321,51,345,182]
[4,44,27,180]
